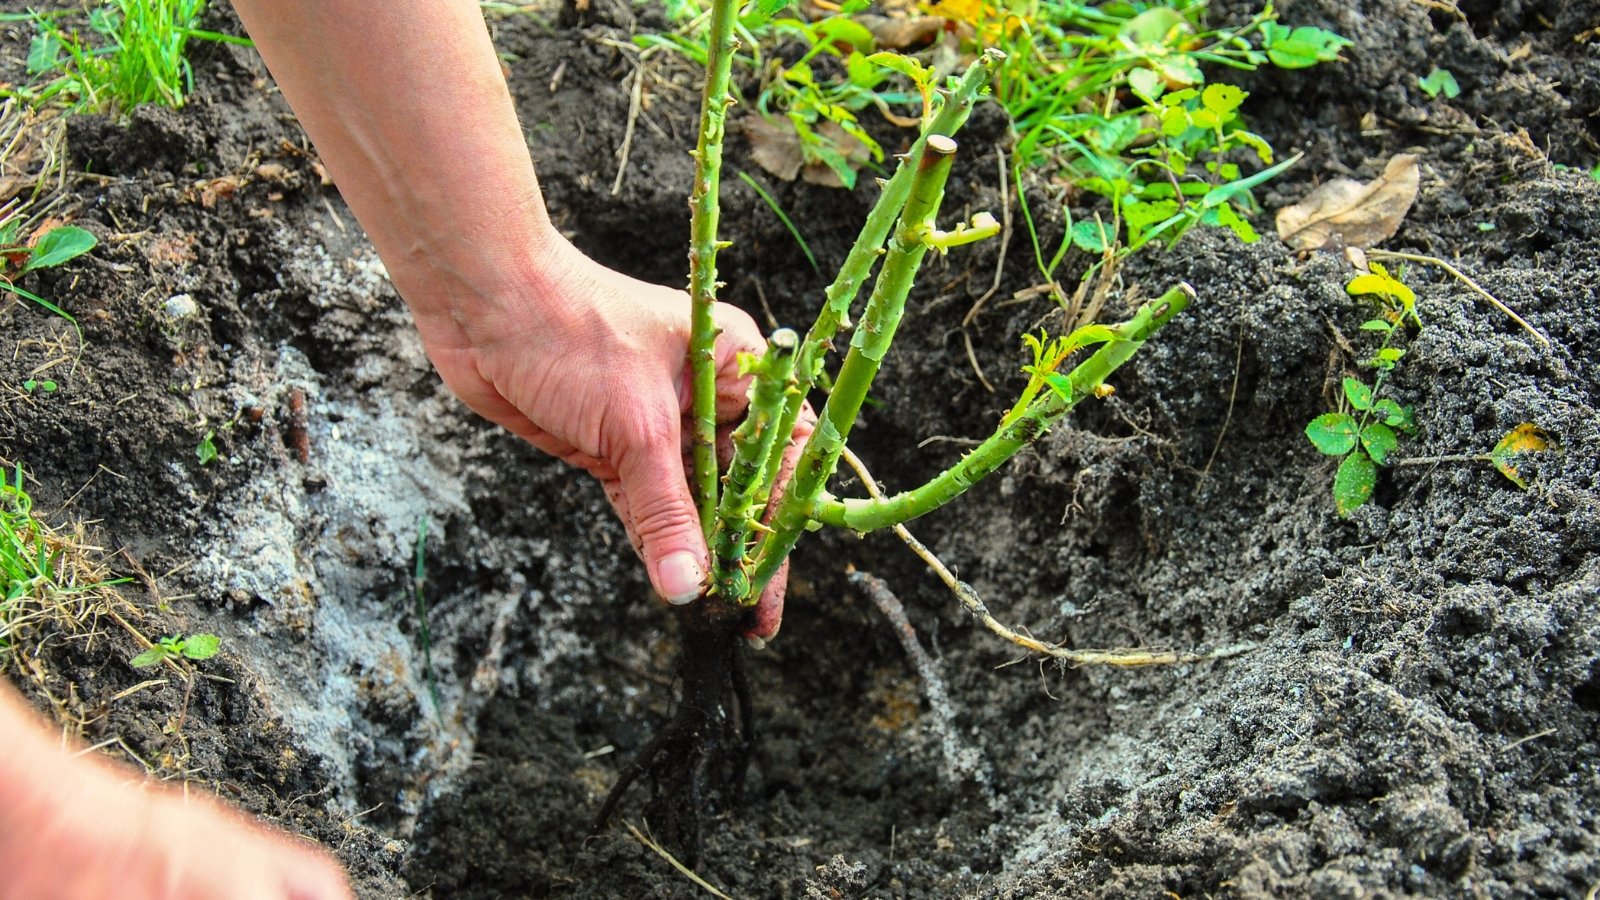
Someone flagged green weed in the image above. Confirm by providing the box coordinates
[14,0,251,114]
[1418,67,1460,100]
[1304,264,1418,516]
[129,632,220,667]
[0,463,130,662]
[0,218,99,346]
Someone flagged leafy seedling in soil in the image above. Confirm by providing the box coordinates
[1305,263,1419,516]
[0,463,130,662]
[0,220,96,320]
[592,0,1198,863]
[129,632,220,668]
[1418,67,1461,100]
[10,0,251,114]
[21,380,57,394]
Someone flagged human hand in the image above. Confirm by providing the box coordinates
[409,235,794,641]
[0,750,350,900]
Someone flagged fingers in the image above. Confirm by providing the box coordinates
[745,401,816,647]
[745,555,787,646]
[610,415,709,606]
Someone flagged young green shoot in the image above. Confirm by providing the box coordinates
[16,0,252,114]
[1305,263,1419,516]
[129,632,220,668]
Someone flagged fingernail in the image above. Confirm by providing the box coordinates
[659,551,704,605]
[745,635,767,651]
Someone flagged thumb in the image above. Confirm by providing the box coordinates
[615,438,709,605]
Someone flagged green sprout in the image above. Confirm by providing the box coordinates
[1305,263,1419,516]
[129,633,221,668]
[13,0,252,114]
[0,220,97,343]
[1418,67,1461,100]
[195,431,218,465]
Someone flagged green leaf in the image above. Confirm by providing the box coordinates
[21,226,97,274]
[1127,66,1165,102]
[1372,347,1407,366]
[1360,422,1397,464]
[181,633,221,660]
[1262,24,1351,69]
[1042,372,1074,402]
[746,0,793,26]
[1418,67,1460,99]
[866,51,932,91]
[26,32,61,75]
[1333,449,1377,516]
[845,52,881,88]
[1070,219,1111,252]
[1123,199,1180,245]
[1306,412,1360,456]
[1342,377,1373,411]
[196,432,218,465]
[1373,398,1412,429]
[1201,83,1246,117]
[129,646,169,668]
[1359,318,1394,332]
[811,16,875,52]
[1205,202,1259,243]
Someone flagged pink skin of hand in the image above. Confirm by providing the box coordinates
[0,682,352,900]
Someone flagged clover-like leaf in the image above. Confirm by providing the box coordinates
[130,646,171,668]
[1333,449,1376,516]
[1360,422,1397,464]
[181,633,221,660]
[1306,412,1359,456]
[1342,377,1373,411]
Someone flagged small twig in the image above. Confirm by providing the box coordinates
[1367,249,1550,347]
[612,48,649,196]
[624,821,734,900]
[838,448,1252,667]
[1197,318,1245,486]
[961,330,995,393]
[962,147,1012,328]
[1502,727,1557,753]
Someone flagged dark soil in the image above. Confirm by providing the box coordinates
[1,0,1598,897]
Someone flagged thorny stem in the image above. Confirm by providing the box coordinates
[711,328,798,600]
[686,0,740,535]
[746,136,961,599]
[811,285,1193,533]
[752,50,1005,511]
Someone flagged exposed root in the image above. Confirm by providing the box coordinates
[839,447,1254,667]
[592,601,754,867]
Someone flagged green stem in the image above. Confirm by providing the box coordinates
[687,0,740,536]
[710,328,799,600]
[746,136,961,599]
[754,49,1004,498]
[810,285,1194,532]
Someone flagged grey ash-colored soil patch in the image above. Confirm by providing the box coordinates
[0,0,1597,897]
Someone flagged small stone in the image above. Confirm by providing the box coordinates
[163,293,198,319]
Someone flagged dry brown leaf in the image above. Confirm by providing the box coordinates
[739,115,803,182]
[800,121,872,188]
[857,13,945,49]
[737,117,871,187]
[1275,153,1420,251]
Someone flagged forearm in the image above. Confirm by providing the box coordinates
[229,0,568,349]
